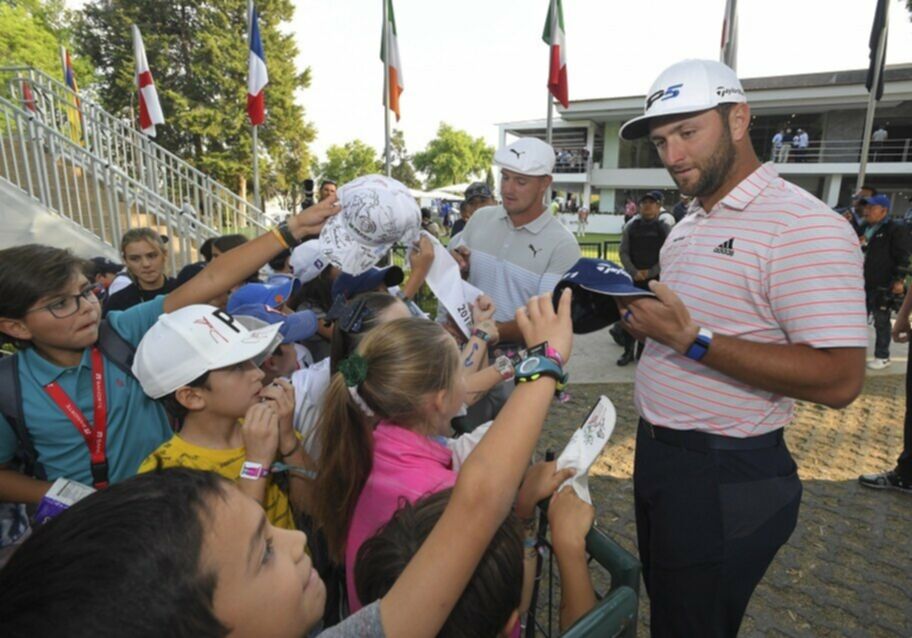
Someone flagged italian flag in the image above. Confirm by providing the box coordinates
[542,0,569,108]
[381,0,404,121]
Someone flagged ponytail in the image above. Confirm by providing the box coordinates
[312,317,460,562]
[311,373,377,562]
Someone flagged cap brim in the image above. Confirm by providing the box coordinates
[382,266,405,287]
[619,104,719,141]
[493,160,551,177]
[279,311,319,343]
[210,324,283,371]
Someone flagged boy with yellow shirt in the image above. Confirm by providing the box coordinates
[133,305,309,529]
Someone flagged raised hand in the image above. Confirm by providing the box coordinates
[516,289,573,363]
[515,461,576,520]
[241,402,280,466]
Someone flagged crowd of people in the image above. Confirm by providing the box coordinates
[0,57,906,638]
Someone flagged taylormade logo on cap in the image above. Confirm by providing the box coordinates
[619,59,747,141]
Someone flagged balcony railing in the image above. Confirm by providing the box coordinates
[769,138,912,164]
[554,148,591,174]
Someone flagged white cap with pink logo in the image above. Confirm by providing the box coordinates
[132,304,281,399]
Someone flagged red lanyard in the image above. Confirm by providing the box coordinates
[43,347,109,489]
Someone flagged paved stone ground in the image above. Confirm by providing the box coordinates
[534,377,912,638]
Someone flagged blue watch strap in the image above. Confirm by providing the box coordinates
[684,328,713,362]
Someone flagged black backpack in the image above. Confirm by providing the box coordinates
[0,320,136,481]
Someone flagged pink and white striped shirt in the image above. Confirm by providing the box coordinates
[634,163,867,437]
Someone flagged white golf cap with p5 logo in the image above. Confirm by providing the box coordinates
[619,59,747,141]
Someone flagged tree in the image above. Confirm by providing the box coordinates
[412,123,494,190]
[0,1,92,81]
[313,139,383,187]
[389,129,420,188]
[75,0,315,205]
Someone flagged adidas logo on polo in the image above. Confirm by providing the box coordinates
[713,238,735,256]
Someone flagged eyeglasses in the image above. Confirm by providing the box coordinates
[27,285,100,319]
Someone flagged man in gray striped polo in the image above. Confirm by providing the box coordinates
[451,137,580,426]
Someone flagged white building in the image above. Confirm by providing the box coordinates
[498,64,912,221]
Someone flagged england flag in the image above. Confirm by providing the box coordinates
[132,25,165,137]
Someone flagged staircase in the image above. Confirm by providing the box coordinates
[0,66,268,267]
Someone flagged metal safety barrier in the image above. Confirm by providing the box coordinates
[1,66,269,238]
[0,95,218,270]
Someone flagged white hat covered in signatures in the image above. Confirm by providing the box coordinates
[318,174,421,275]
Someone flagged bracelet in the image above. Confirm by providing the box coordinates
[277,221,301,249]
[471,328,491,343]
[544,345,564,368]
[271,227,290,250]
[519,516,537,533]
[280,437,302,458]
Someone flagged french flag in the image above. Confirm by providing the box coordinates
[247,6,268,127]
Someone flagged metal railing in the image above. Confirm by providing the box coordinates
[769,138,912,164]
[0,95,218,270]
[0,66,268,237]
[554,148,592,174]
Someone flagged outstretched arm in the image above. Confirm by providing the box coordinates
[163,197,339,313]
[378,290,574,638]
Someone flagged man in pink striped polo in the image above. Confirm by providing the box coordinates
[617,60,867,637]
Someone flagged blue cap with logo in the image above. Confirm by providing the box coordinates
[553,259,656,334]
[859,194,891,210]
[227,278,300,314]
[231,303,318,344]
[331,266,405,301]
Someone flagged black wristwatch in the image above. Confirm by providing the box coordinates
[276,221,302,249]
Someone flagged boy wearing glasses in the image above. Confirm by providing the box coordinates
[0,197,339,508]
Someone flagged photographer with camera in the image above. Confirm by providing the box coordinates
[300,178,337,211]
[860,194,912,370]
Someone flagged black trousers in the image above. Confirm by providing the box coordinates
[634,421,802,637]
[897,341,912,481]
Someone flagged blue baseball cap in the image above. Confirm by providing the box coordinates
[860,195,891,210]
[553,259,656,334]
[639,190,664,204]
[227,279,300,314]
[331,266,405,301]
[231,304,318,344]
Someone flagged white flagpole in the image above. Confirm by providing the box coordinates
[383,0,392,177]
[545,0,556,145]
[248,0,261,211]
[856,16,889,193]
[721,0,738,71]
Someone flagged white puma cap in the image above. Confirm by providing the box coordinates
[494,137,555,176]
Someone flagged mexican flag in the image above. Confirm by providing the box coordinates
[381,0,404,121]
[542,0,569,108]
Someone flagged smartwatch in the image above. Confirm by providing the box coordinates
[240,462,270,480]
[684,327,713,362]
